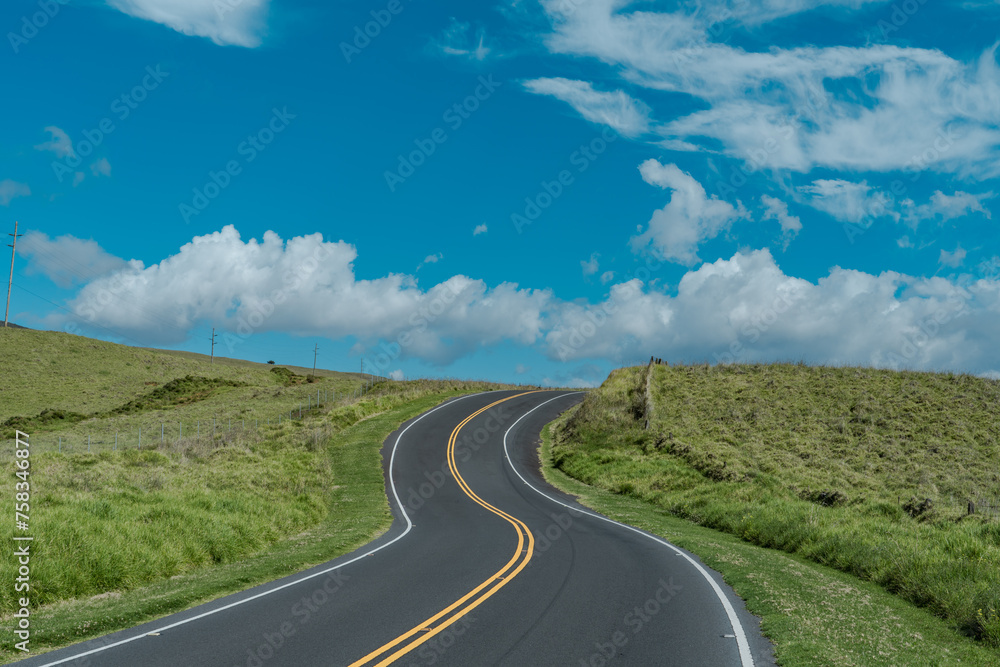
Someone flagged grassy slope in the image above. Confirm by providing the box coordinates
[0,328,366,453]
[550,364,1000,655]
[0,328,353,418]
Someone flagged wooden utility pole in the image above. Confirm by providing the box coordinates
[312,343,319,375]
[5,220,21,328]
[210,328,216,365]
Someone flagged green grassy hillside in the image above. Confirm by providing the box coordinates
[1,328,345,417]
[0,328,370,455]
[551,363,1000,650]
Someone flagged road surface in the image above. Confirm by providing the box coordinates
[16,390,774,666]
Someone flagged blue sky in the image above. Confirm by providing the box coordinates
[2,0,999,386]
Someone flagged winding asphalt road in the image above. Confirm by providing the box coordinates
[16,390,774,666]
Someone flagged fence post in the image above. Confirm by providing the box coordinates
[161,423,164,442]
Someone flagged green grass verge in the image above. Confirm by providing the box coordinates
[549,364,1000,655]
[540,412,1000,666]
[0,381,513,663]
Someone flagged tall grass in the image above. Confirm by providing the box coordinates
[0,376,530,617]
[552,363,1000,647]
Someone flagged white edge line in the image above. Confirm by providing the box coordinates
[32,391,494,667]
[502,392,755,667]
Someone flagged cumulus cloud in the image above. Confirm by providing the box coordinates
[20,231,130,288]
[630,159,747,265]
[473,223,488,236]
[67,226,551,364]
[523,78,652,138]
[544,248,1000,374]
[56,226,1000,377]
[581,253,600,276]
[0,180,30,206]
[35,126,74,158]
[106,0,270,48]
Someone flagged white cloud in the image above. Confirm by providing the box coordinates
[67,226,552,364]
[515,363,529,374]
[695,0,892,25]
[19,231,130,287]
[35,126,74,158]
[55,226,1000,377]
[581,253,600,276]
[800,179,895,225]
[523,77,652,138]
[600,270,615,284]
[545,248,1000,374]
[417,253,443,271]
[903,190,993,227]
[90,158,112,178]
[760,195,802,248]
[388,369,405,381]
[0,180,30,206]
[537,2,1000,176]
[630,159,748,265]
[106,0,270,48]
[473,223,488,236]
[436,18,491,61]
[939,247,967,268]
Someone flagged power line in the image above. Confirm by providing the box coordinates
[210,328,217,366]
[13,233,191,338]
[11,283,144,345]
[313,343,319,375]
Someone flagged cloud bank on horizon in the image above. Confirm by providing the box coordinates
[44,225,1000,377]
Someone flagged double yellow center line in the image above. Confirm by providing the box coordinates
[349,392,542,666]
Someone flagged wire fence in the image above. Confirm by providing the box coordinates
[1,377,385,459]
[940,495,1000,520]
